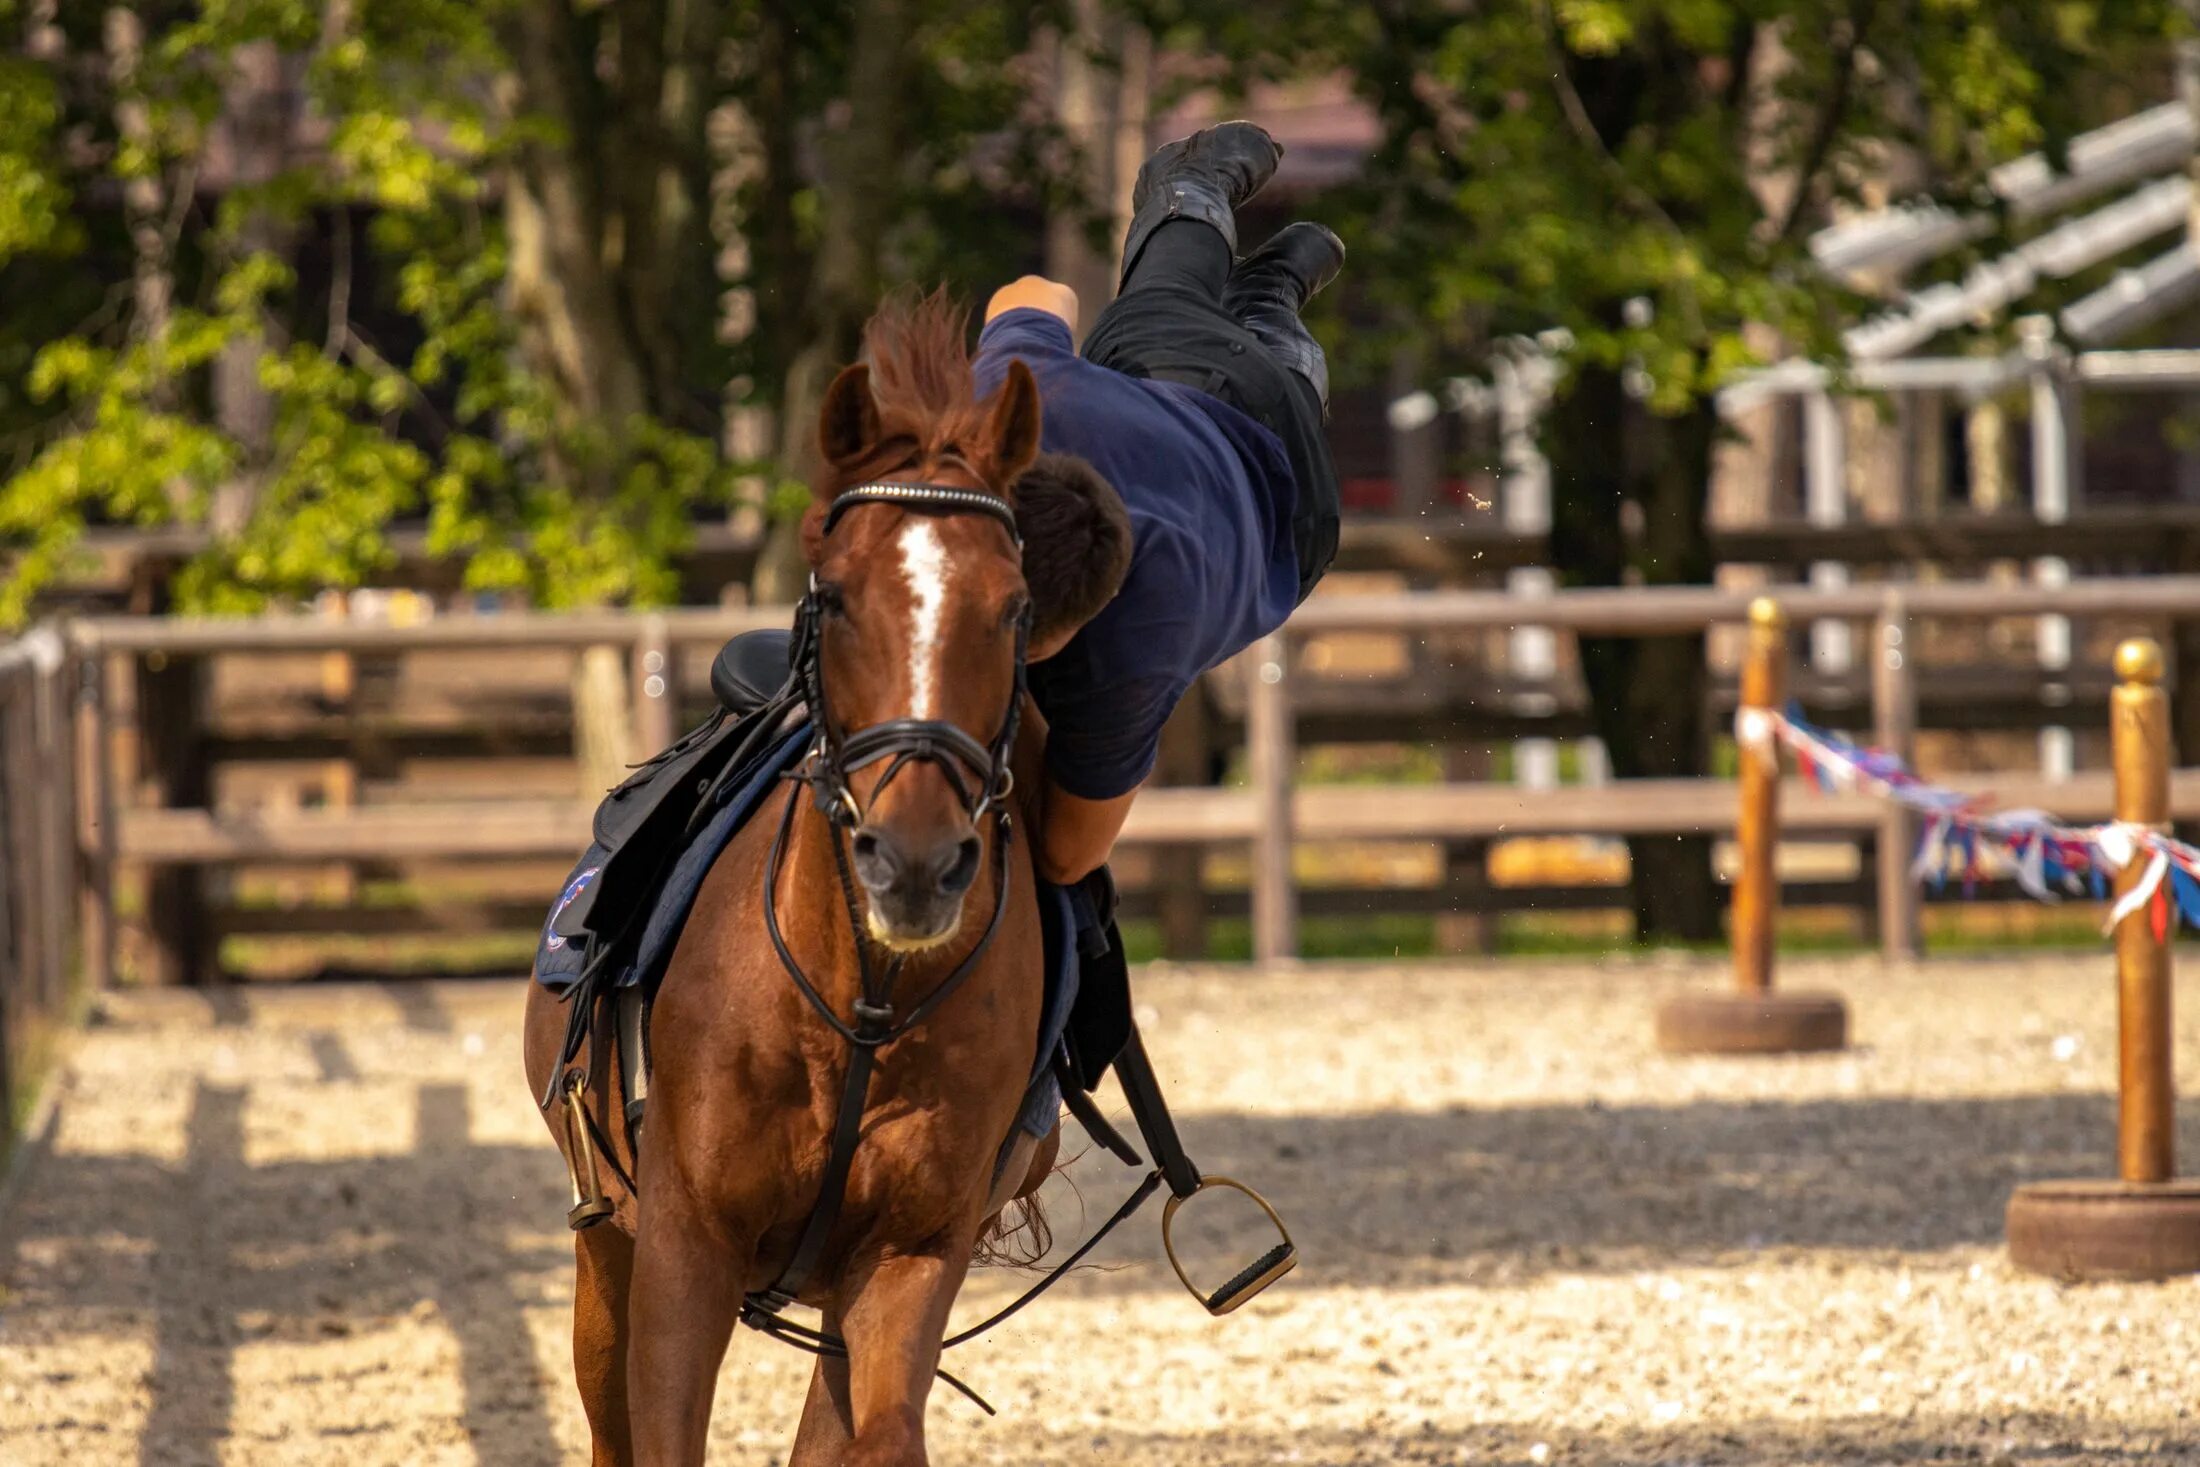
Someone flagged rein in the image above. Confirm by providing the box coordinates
[747,482,1029,1312]
[552,479,1172,1415]
[736,482,1168,1414]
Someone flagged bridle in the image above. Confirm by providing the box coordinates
[561,477,1177,1413]
[789,480,1028,834]
[747,480,1033,1327]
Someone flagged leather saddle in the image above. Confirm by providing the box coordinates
[712,628,793,716]
[550,629,795,953]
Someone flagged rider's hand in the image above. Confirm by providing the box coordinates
[985,275,1080,332]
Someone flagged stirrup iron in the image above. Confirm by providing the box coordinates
[1160,1175,1297,1316]
[560,1069,616,1230]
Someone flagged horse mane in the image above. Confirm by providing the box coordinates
[855,288,992,479]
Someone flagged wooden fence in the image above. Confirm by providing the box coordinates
[17,574,2200,991]
[0,627,80,1125]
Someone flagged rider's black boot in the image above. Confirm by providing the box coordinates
[1221,221,1346,410]
[1119,121,1284,292]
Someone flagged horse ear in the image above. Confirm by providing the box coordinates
[817,363,879,466]
[983,359,1042,484]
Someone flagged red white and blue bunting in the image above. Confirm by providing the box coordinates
[1736,704,2200,938]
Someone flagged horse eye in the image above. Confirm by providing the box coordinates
[1001,595,1030,629]
[815,582,846,618]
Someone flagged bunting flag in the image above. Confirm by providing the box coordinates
[1744,703,2200,938]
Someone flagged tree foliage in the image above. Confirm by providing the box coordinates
[0,0,1071,622]
[1147,0,2184,938]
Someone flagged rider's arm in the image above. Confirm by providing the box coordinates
[1036,783,1136,886]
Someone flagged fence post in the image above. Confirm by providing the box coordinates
[1247,633,1297,965]
[2112,639,2175,1184]
[632,613,675,757]
[1654,598,1848,1054]
[38,640,73,1011]
[2007,637,2200,1279]
[1872,591,1922,960]
[1731,597,1785,995]
[75,648,115,993]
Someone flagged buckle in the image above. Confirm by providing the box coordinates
[1160,1175,1297,1316]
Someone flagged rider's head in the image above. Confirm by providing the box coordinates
[1012,453,1131,661]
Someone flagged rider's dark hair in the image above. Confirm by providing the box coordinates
[1013,452,1132,644]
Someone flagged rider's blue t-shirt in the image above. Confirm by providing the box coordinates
[972,308,1300,800]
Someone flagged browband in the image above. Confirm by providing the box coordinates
[824,481,1022,545]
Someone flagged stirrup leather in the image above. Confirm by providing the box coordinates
[1160,1175,1298,1316]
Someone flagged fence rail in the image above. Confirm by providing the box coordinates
[14,573,2200,990]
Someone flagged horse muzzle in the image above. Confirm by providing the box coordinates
[851,824,982,949]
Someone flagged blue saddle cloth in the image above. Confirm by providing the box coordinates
[534,723,1079,1140]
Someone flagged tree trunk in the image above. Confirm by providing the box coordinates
[499,2,652,441]
[755,0,919,602]
[1548,366,1722,942]
[607,0,722,426]
[1044,2,1150,335]
[211,39,293,535]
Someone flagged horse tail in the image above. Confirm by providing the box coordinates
[972,1192,1053,1269]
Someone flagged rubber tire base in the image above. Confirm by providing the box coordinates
[2007,1179,2200,1281]
[1654,990,1849,1055]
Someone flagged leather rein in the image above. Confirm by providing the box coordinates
[747,480,1029,1318]
[734,481,1164,1415]
[559,479,1172,1414]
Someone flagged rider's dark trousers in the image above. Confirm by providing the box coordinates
[1080,221,1340,602]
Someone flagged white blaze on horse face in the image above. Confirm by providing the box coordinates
[898,519,952,718]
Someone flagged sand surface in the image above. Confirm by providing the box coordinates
[3,954,2198,1464]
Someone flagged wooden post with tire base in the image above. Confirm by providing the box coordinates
[1655,598,1849,1054]
[2007,637,2200,1280]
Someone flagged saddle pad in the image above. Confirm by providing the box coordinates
[535,722,1080,1141]
[534,726,810,993]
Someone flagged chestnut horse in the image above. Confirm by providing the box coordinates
[524,297,1059,1466]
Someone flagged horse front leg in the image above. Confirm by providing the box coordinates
[787,1335,854,1465]
[626,1193,752,1467]
[573,1224,639,1466]
[834,1239,978,1467]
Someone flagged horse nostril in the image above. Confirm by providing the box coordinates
[851,828,898,889]
[937,835,982,897]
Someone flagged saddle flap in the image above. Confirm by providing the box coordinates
[559,704,776,947]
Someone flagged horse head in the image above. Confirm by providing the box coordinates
[801,295,1041,950]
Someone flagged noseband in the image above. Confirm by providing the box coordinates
[749,480,1031,1332]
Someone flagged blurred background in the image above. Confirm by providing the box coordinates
[8,7,2200,1464]
[2,1,2198,989]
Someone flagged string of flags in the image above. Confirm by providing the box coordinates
[1736,704,2200,939]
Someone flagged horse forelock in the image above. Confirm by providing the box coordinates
[825,287,1016,497]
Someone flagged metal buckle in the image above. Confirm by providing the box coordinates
[1159,1175,1298,1316]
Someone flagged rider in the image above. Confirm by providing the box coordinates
[972,121,1344,885]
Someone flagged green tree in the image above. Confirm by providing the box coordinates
[0,0,1075,786]
[1155,0,2184,939]
[0,0,1070,623]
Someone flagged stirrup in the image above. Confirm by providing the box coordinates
[1160,1176,1297,1316]
[560,1069,616,1231]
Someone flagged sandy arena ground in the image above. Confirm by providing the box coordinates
[2,954,2197,1465]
